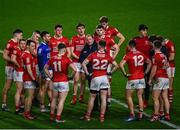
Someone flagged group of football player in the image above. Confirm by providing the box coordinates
[1,16,175,123]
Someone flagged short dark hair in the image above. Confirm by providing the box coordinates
[19,39,26,43]
[148,35,157,43]
[128,40,136,47]
[76,23,85,29]
[154,40,162,49]
[99,40,106,47]
[138,24,148,31]
[55,24,63,30]
[26,40,35,46]
[34,30,41,35]
[96,24,104,29]
[58,43,66,50]
[40,31,49,38]
[99,16,108,23]
[13,29,23,35]
[156,36,164,43]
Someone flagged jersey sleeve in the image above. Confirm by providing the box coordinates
[87,53,93,62]
[65,38,70,47]
[5,41,13,51]
[24,55,31,66]
[123,54,129,62]
[169,41,175,53]
[108,55,114,64]
[113,27,119,35]
[110,39,115,46]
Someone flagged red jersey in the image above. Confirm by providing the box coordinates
[71,35,86,62]
[133,36,153,59]
[47,55,72,82]
[5,39,18,67]
[22,51,36,81]
[94,35,115,56]
[164,40,175,67]
[152,52,168,78]
[123,50,147,80]
[49,36,70,57]
[87,51,113,78]
[12,47,24,72]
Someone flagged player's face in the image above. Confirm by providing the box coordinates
[33,33,40,43]
[29,42,36,54]
[77,26,85,36]
[55,27,63,36]
[100,22,108,28]
[86,36,94,45]
[16,33,23,40]
[19,41,26,51]
[140,29,148,37]
[44,34,51,43]
[96,28,105,36]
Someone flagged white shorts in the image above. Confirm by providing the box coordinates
[13,71,23,82]
[5,66,14,80]
[126,79,145,90]
[90,75,110,91]
[24,81,36,89]
[153,78,169,90]
[167,67,175,78]
[53,82,69,92]
[73,62,84,73]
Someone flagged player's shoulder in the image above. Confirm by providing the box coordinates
[62,36,69,40]
[132,36,140,40]
[71,35,78,40]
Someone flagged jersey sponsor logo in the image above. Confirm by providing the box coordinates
[97,53,105,58]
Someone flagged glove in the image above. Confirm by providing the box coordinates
[32,80,40,88]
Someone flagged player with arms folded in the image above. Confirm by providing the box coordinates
[119,40,151,121]
[44,43,77,123]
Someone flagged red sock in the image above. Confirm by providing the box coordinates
[56,115,61,120]
[15,105,20,111]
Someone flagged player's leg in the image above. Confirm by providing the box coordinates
[136,88,144,120]
[99,89,108,122]
[71,70,80,105]
[47,80,53,107]
[150,89,161,122]
[162,89,170,121]
[83,91,97,121]
[56,91,68,123]
[24,86,36,120]
[107,64,112,106]
[79,72,86,103]
[2,66,14,111]
[159,95,165,119]
[14,81,23,114]
[126,89,135,121]
[50,88,58,121]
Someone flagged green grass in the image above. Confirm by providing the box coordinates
[0,0,180,128]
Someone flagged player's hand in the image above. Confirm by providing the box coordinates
[124,73,131,78]
[32,80,40,88]
[107,72,112,76]
[86,73,92,80]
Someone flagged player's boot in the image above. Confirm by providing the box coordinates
[158,111,165,120]
[79,95,84,103]
[71,95,77,105]
[80,112,91,121]
[164,113,170,121]
[23,112,36,120]
[55,115,65,123]
[99,113,105,123]
[126,113,136,122]
[150,114,159,122]
[2,104,10,112]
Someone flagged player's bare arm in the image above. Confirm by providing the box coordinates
[3,50,12,63]
[67,47,71,58]
[148,65,157,85]
[11,54,20,68]
[71,46,79,59]
[111,44,119,59]
[26,64,35,80]
[169,53,175,61]
[82,59,90,75]
[145,58,152,75]
[44,64,53,79]
[119,60,131,77]
[117,32,125,47]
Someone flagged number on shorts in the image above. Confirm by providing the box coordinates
[92,59,108,70]
[53,61,61,72]
[133,55,144,67]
